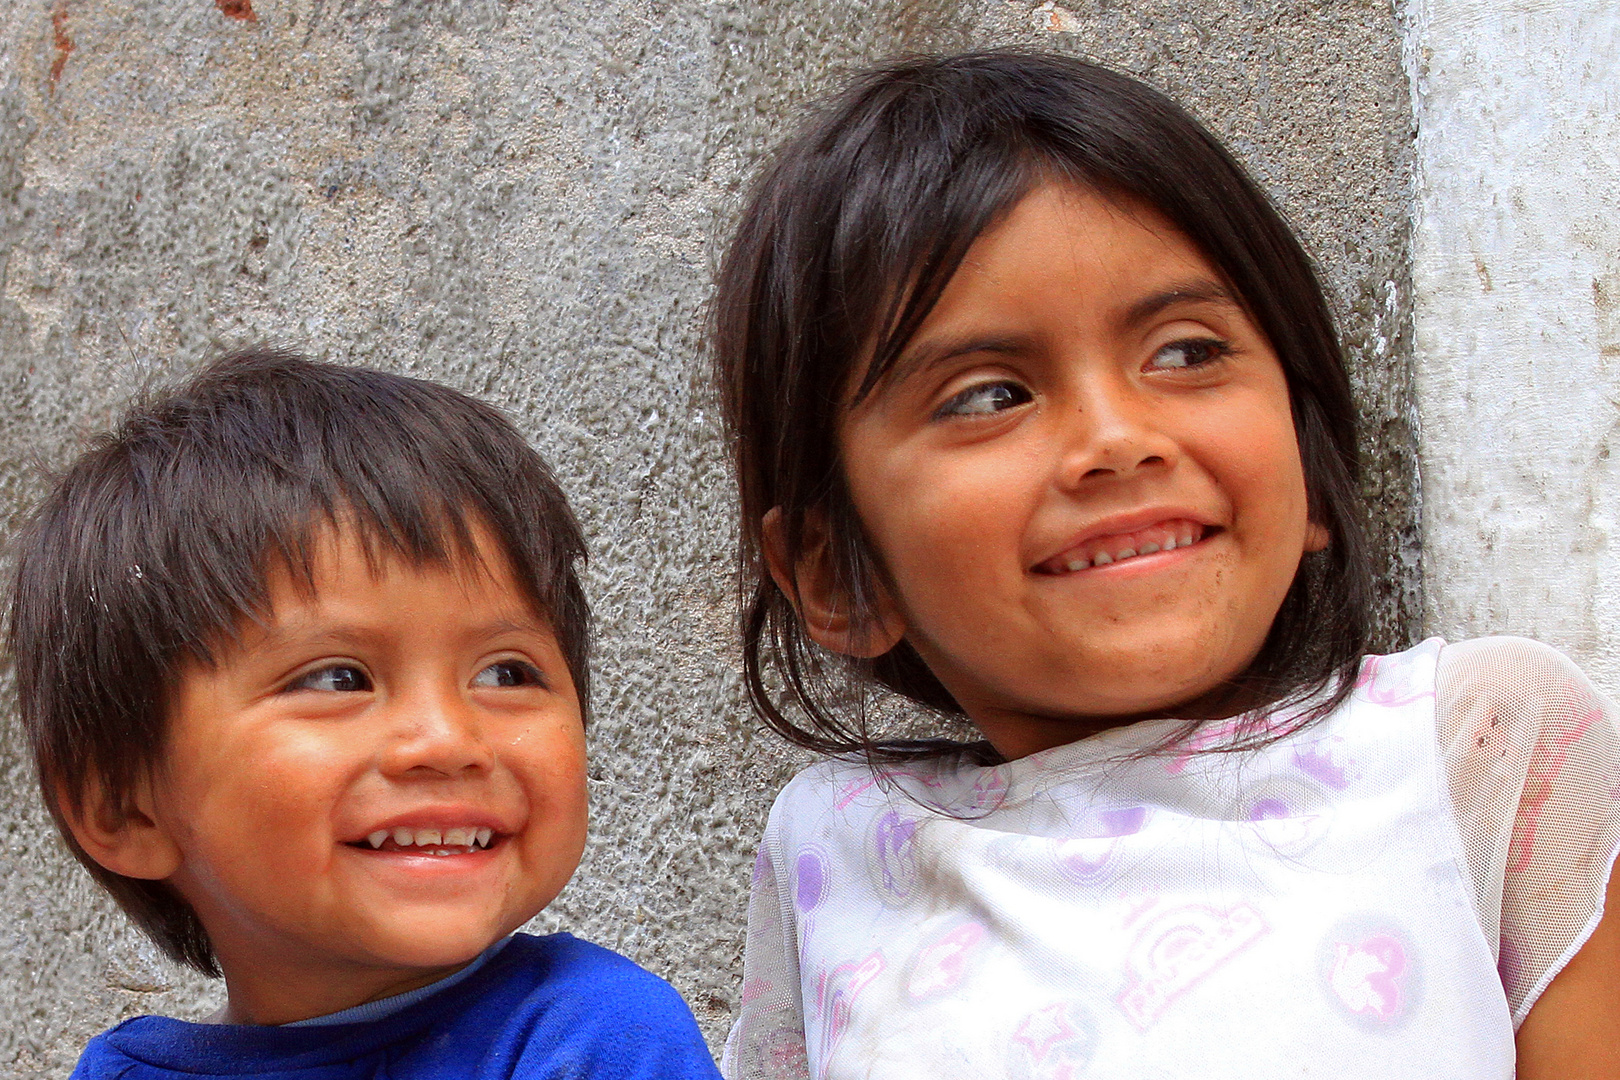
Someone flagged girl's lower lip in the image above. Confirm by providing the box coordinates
[1038,528,1215,576]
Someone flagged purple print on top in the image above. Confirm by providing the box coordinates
[871,811,920,900]
[794,847,829,913]
[1247,798,1290,821]
[1089,805,1147,837]
[1294,735,1358,790]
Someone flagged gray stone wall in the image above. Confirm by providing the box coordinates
[0,1,1414,1073]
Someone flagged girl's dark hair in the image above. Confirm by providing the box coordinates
[713,50,1371,761]
[7,349,591,976]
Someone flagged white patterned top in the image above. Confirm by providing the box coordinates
[722,638,1620,1079]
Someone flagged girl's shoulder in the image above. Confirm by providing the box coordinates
[1433,633,1601,695]
[769,753,955,812]
[763,749,1002,838]
[1350,635,1604,725]
[1427,635,1614,755]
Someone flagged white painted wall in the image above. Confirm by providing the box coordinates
[1408,0,1620,688]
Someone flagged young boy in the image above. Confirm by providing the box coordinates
[8,351,722,1078]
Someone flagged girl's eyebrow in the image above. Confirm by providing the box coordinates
[878,279,1239,395]
[888,333,1032,389]
[1122,279,1238,327]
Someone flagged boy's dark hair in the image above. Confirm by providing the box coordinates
[7,349,591,976]
[713,50,1372,761]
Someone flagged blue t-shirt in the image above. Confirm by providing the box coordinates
[71,933,722,1079]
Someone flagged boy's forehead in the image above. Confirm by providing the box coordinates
[251,518,552,634]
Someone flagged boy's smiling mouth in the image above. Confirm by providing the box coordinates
[343,811,511,857]
[1035,519,1211,575]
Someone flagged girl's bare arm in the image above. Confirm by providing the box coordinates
[1516,870,1620,1078]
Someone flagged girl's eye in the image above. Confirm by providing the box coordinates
[472,660,546,689]
[287,665,372,693]
[1148,338,1231,370]
[934,380,1034,419]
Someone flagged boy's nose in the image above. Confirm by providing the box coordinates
[380,693,496,778]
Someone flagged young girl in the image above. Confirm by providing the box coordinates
[712,52,1620,1078]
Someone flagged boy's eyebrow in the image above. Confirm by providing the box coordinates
[479,615,555,639]
[249,613,554,653]
[1121,279,1239,327]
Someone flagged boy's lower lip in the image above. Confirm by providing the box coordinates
[341,842,506,881]
[343,834,507,858]
[358,846,496,858]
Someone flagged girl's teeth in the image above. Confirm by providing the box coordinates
[476,828,493,847]
[368,830,388,849]
[392,827,413,846]
[1049,522,1207,574]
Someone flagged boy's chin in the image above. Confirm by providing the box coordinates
[356,919,524,972]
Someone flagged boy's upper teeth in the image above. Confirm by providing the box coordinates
[1046,520,1205,574]
[364,826,496,849]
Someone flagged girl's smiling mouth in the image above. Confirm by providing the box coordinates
[1035,519,1212,575]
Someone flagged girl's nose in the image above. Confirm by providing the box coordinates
[380,691,496,778]
[1055,378,1178,487]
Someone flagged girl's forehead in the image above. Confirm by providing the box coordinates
[949,182,1211,293]
[854,180,1243,402]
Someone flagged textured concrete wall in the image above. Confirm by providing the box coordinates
[0,1,1414,1073]
[1408,0,1620,689]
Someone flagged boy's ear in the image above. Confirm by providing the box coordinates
[761,506,906,659]
[59,773,183,883]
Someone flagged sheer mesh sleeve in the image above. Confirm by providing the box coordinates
[1437,636,1620,1026]
[722,831,810,1080]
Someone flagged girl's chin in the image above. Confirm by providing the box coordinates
[990,668,1242,729]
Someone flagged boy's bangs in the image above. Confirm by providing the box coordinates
[119,403,545,674]
[211,492,506,660]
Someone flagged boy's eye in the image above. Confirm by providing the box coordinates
[1148,337,1231,370]
[472,660,546,689]
[934,380,1034,419]
[287,665,372,693]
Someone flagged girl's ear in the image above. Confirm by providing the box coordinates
[1304,521,1331,552]
[60,773,183,882]
[762,506,906,659]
